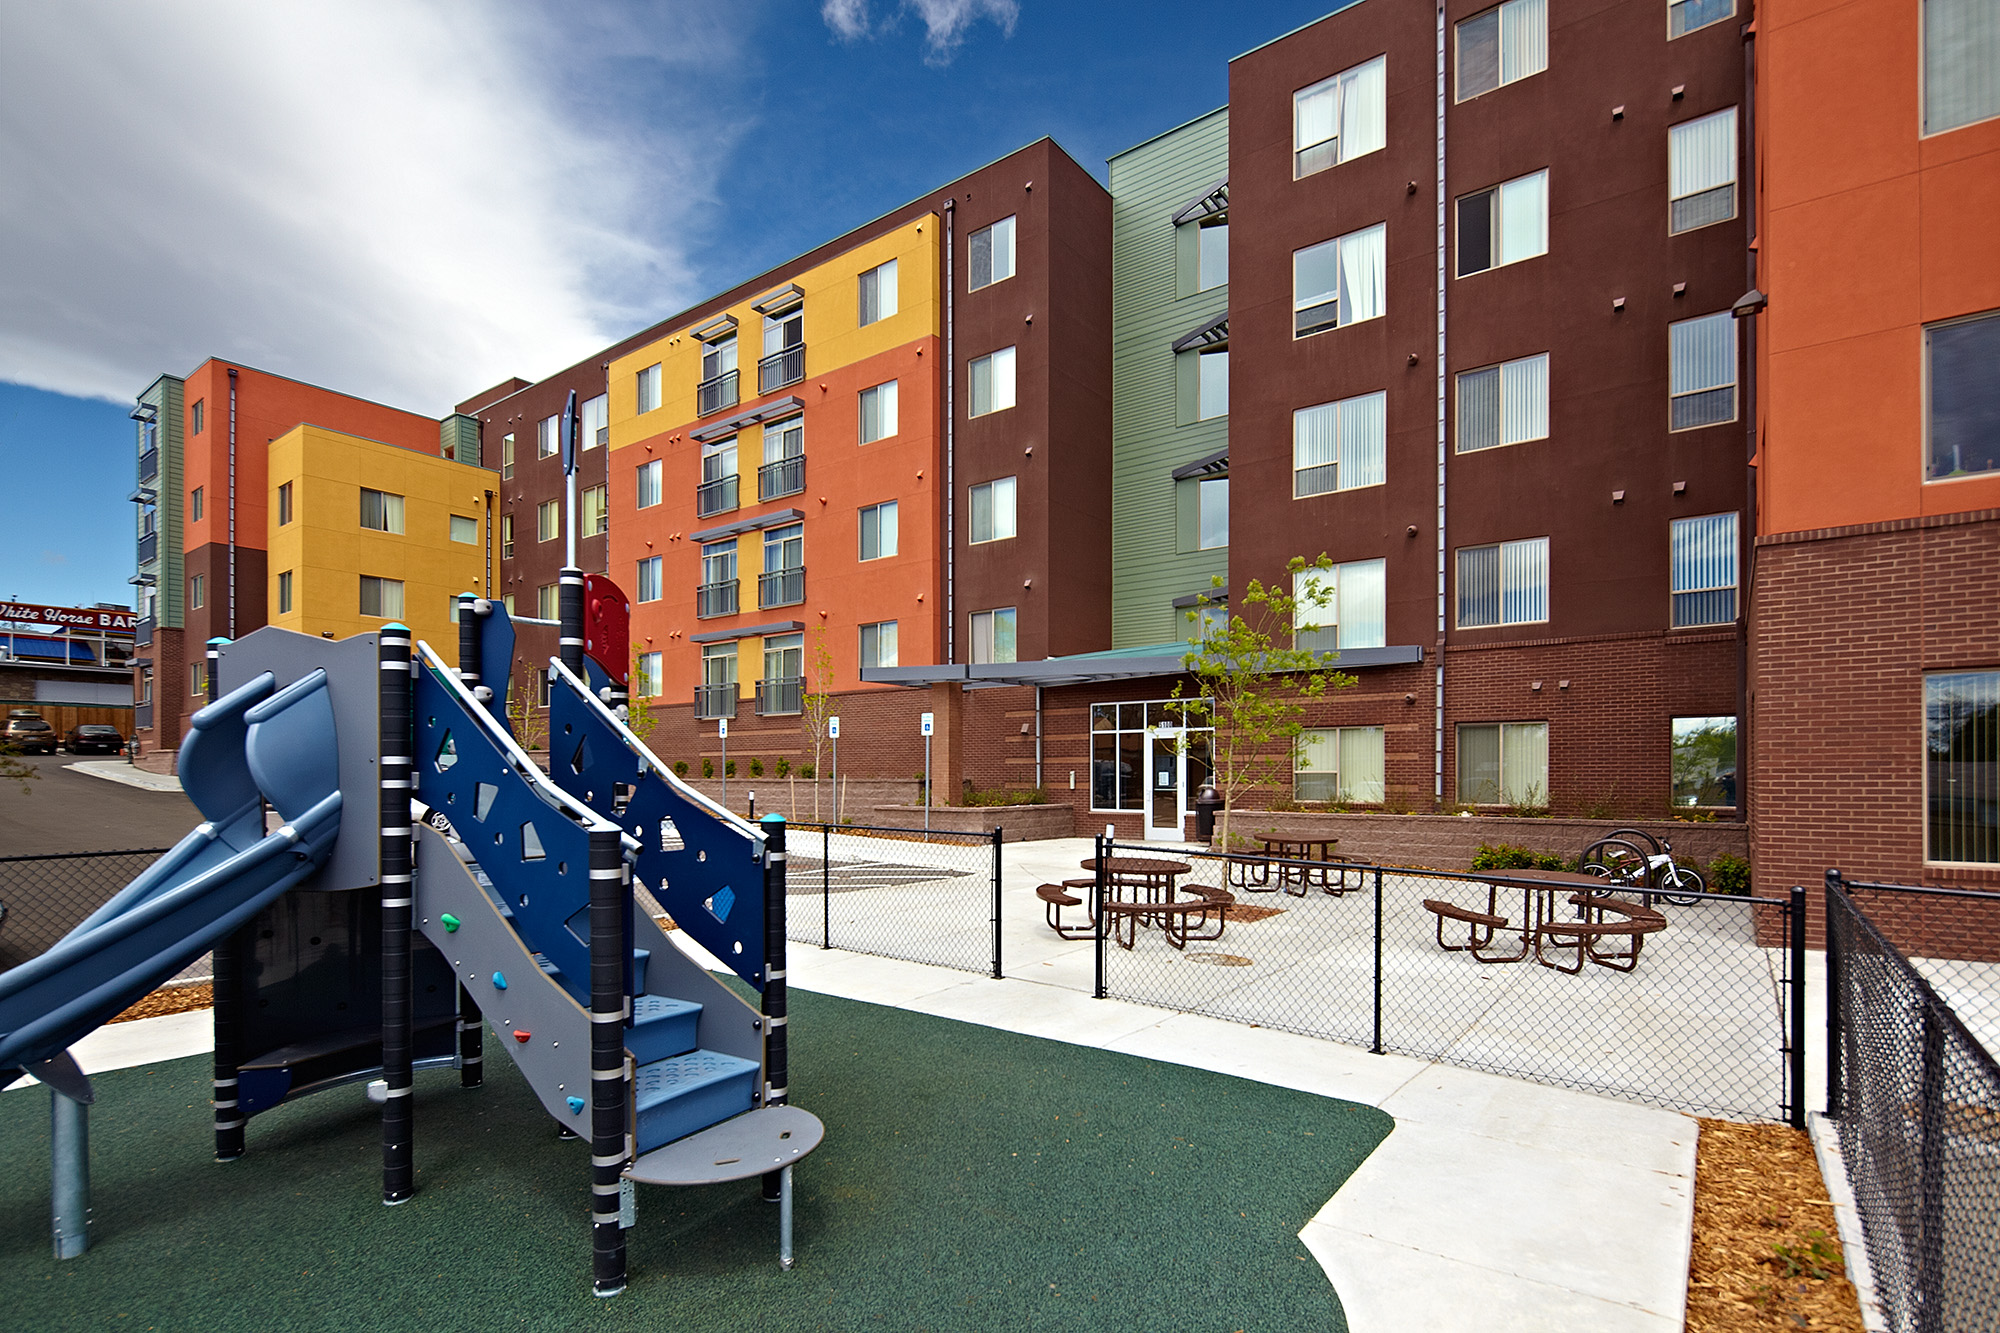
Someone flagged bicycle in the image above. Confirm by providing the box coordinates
[1579,827,1705,905]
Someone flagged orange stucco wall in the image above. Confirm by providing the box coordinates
[1756,0,2000,533]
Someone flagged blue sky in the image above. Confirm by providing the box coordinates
[0,0,1342,609]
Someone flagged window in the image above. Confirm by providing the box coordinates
[359,488,405,534]
[968,216,1016,290]
[500,513,514,560]
[1669,311,1737,429]
[188,572,204,610]
[859,380,899,443]
[540,669,553,708]
[580,485,608,536]
[1294,224,1386,336]
[536,584,558,620]
[1182,600,1229,643]
[500,433,515,480]
[1198,218,1228,291]
[637,651,663,700]
[1926,311,2000,480]
[760,305,804,394]
[538,414,560,458]
[1294,392,1387,497]
[190,487,204,522]
[636,458,662,508]
[636,555,662,602]
[758,633,805,716]
[1457,0,1547,100]
[1671,716,1738,808]
[1198,349,1228,420]
[1297,727,1387,803]
[501,593,515,617]
[860,620,899,669]
[761,523,804,608]
[1457,722,1548,806]
[969,346,1017,417]
[191,662,205,696]
[360,575,404,620]
[760,416,804,501]
[1456,354,1549,452]
[1927,671,2000,863]
[859,500,899,560]
[1198,477,1228,550]
[1458,170,1548,275]
[581,393,608,448]
[970,477,1017,544]
[537,499,559,542]
[1669,108,1738,233]
[450,515,479,545]
[699,336,739,415]
[1089,700,1214,812]
[1294,559,1387,651]
[191,399,205,434]
[1671,513,1738,626]
[277,482,293,526]
[1926,0,2000,132]
[970,608,1017,664]
[1671,0,1734,39]
[699,538,739,617]
[859,259,899,325]
[698,642,738,719]
[698,436,739,517]
[1294,54,1387,177]
[276,570,293,615]
[1457,537,1549,627]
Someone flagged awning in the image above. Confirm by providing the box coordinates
[861,641,1424,689]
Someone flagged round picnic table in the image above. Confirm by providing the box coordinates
[1080,857,1192,903]
[1252,836,1357,896]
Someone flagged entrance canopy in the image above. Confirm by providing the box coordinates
[860,641,1424,690]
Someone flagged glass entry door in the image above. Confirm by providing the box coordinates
[1145,726,1184,841]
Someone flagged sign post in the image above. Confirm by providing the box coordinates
[920,712,934,831]
[827,716,840,824]
[718,717,729,812]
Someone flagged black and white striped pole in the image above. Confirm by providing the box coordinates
[759,816,795,1267]
[378,622,415,1205]
[454,594,484,1090]
[587,825,629,1296]
[559,389,585,681]
[206,636,249,1164]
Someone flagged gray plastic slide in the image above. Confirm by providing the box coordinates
[0,669,344,1090]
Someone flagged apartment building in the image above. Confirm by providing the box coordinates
[1748,0,2000,891]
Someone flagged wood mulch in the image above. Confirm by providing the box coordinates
[1687,1118,1864,1332]
[107,981,212,1024]
[1219,902,1285,923]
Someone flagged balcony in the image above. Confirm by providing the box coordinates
[135,703,153,732]
[757,345,805,396]
[697,579,739,619]
[755,676,804,717]
[135,616,155,647]
[137,448,159,483]
[697,369,739,418]
[694,682,739,721]
[757,454,805,502]
[136,531,157,565]
[695,474,739,519]
[758,567,805,609]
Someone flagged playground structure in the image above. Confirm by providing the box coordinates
[0,552,819,1294]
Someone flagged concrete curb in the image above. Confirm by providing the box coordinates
[65,760,183,793]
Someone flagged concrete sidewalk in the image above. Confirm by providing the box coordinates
[66,760,183,793]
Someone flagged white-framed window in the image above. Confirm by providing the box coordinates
[636,555,662,602]
[1297,727,1387,803]
[1456,354,1549,453]
[762,523,804,608]
[360,575,404,620]
[860,620,899,669]
[1669,311,1738,430]
[1926,310,2000,480]
[970,607,1017,664]
[276,570,293,615]
[538,414,560,458]
[536,584,558,620]
[1669,108,1738,233]
[1294,54,1387,177]
[1088,699,1214,812]
[859,259,899,325]
[580,484,608,536]
[859,380,899,444]
[702,641,737,687]
[1458,170,1548,276]
[1927,671,2000,863]
[536,499,559,542]
[859,500,898,561]
[1457,537,1549,627]
[969,346,1017,417]
[635,365,661,415]
[500,433,515,480]
[1294,392,1387,497]
[500,513,514,561]
[969,216,1016,291]
[189,572,205,610]
[637,651,663,700]
[191,661,205,696]
[581,393,608,448]
[636,459,662,508]
[1294,223,1386,336]
[190,486,204,522]
[1198,349,1228,420]
[1198,217,1228,290]
[1457,721,1548,806]
[1294,559,1387,651]
[1671,512,1738,626]
[702,539,738,596]
[450,514,479,544]
[1671,0,1734,39]
[970,477,1017,544]
[276,482,293,525]
[1926,0,2000,133]
[360,488,405,534]
[1457,0,1547,100]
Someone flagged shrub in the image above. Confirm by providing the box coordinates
[960,786,1051,807]
[1709,853,1751,895]
[1470,842,1566,873]
[775,757,790,778]
[800,764,815,779]
[672,760,689,778]
[725,760,737,778]
[701,757,713,779]
[749,757,765,778]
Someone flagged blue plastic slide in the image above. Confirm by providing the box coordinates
[0,669,344,1088]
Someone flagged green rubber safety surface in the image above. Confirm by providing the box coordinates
[0,992,1391,1332]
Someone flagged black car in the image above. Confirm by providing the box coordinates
[65,724,127,755]
[4,715,57,754]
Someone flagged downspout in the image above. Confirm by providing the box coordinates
[227,367,238,639]
[1739,21,1757,821]
[944,198,957,664]
[1433,3,1449,807]
[1034,685,1043,789]
[485,488,496,603]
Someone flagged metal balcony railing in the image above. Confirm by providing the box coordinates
[137,448,159,483]
[755,676,805,717]
[135,703,153,731]
[694,682,739,721]
[136,531,157,565]
[135,616,155,647]
[697,369,739,417]
[757,345,805,395]
[758,567,805,609]
[697,580,739,619]
[695,474,738,518]
[757,454,805,502]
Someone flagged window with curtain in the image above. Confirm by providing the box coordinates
[1293,55,1388,178]
[579,486,607,536]
[537,499,559,542]
[500,433,515,480]
[1925,311,2000,480]
[635,556,662,603]
[859,259,899,325]
[1670,312,1737,430]
[537,584,558,619]
[500,513,514,560]
[1456,354,1549,452]
[1926,0,2000,132]
[635,365,661,415]
[359,575,404,620]
[1198,349,1229,420]
[970,477,1017,543]
[860,620,898,669]
[1671,513,1738,626]
[1294,223,1386,337]
[1294,392,1387,497]
[636,459,661,508]
[970,347,1017,416]
[1296,727,1387,803]
[1927,671,2000,863]
[450,514,479,544]
[1294,560,1387,652]
[970,608,1017,664]
[1670,0,1734,38]
[1458,170,1547,275]
[1669,108,1738,233]
[860,500,898,560]
[699,436,739,516]
[859,380,898,443]
[359,488,405,534]
[637,651,662,700]
[969,216,1016,290]
[1457,722,1548,806]
[581,393,608,449]
[1457,0,1547,100]
[1457,537,1549,627]
[538,414,560,457]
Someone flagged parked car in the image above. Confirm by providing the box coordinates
[3,713,57,754]
[65,724,127,755]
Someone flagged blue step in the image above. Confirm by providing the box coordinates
[628,993,702,1065]
[531,947,650,1007]
[634,1049,759,1154]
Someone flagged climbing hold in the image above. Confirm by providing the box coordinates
[513,1029,531,1044]
[567,1096,585,1115]
[492,971,508,990]
[440,913,461,933]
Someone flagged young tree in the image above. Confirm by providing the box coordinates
[1169,556,1356,853]
[507,663,547,755]
[799,625,836,821]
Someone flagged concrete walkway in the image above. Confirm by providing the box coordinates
[66,760,183,793]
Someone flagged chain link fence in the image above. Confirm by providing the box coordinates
[1087,838,1802,1122]
[783,823,1002,978]
[0,850,214,984]
[1828,876,2000,1333]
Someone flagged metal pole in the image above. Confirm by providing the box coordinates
[1825,871,1843,1120]
[456,593,485,1091]
[1092,833,1107,1000]
[991,827,1003,980]
[830,732,838,823]
[379,622,415,1205]
[760,819,794,1261]
[559,566,584,679]
[1788,884,1807,1131]
[588,827,628,1296]
[924,733,932,832]
[720,722,728,811]
[821,822,830,951]
[1372,867,1385,1055]
[206,636,246,1161]
[51,1090,88,1259]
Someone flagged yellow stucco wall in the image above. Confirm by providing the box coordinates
[266,424,496,649]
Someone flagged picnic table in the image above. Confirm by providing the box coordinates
[1220,837,1361,897]
[1422,868,1667,971]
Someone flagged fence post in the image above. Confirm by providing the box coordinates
[1372,867,1385,1055]
[1092,833,1107,1001]
[821,822,830,951]
[206,637,246,1163]
[1825,870,1843,1121]
[1917,1003,1946,1333]
[990,827,1003,980]
[588,826,629,1297]
[1788,884,1808,1130]
[378,624,415,1206]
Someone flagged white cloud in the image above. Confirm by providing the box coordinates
[821,0,1019,64]
[821,0,872,40]
[0,1,745,413]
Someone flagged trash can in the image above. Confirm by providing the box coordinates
[1193,782,1222,842]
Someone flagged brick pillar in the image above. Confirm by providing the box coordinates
[929,682,965,806]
